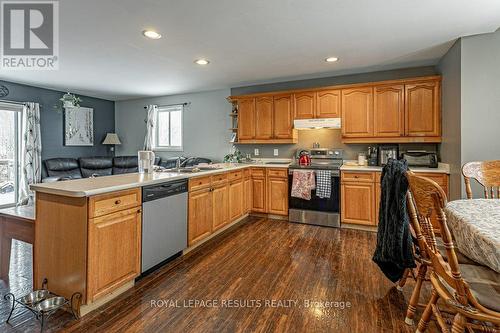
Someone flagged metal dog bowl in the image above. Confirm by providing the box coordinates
[35,296,67,313]
[19,289,50,306]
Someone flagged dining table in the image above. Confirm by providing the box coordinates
[444,199,500,273]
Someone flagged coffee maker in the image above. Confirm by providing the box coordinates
[138,151,155,174]
[367,146,378,166]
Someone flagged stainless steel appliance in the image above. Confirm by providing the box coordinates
[138,150,155,174]
[141,179,188,275]
[288,148,343,228]
[402,151,438,168]
[378,146,398,166]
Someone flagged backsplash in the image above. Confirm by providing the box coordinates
[235,129,440,161]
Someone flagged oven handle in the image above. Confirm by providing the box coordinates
[288,170,340,177]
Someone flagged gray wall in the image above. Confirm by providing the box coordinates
[460,29,500,197]
[437,40,462,200]
[115,89,232,162]
[0,80,115,160]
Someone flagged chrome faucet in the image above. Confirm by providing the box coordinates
[175,157,181,172]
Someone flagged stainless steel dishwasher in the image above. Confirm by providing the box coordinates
[141,179,188,275]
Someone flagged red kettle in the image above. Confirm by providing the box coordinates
[298,151,311,166]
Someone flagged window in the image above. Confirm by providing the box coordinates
[154,104,183,151]
[0,103,22,208]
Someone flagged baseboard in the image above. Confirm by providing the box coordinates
[79,280,134,317]
[341,223,378,233]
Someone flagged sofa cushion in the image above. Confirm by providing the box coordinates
[79,157,113,178]
[113,156,138,174]
[159,157,187,169]
[44,158,82,179]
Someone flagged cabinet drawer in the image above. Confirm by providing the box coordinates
[251,168,265,177]
[89,189,141,218]
[341,171,376,182]
[189,176,211,191]
[228,171,243,182]
[211,173,228,185]
[267,168,288,178]
[415,172,448,186]
[243,169,251,178]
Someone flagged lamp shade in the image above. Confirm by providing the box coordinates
[102,133,121,145]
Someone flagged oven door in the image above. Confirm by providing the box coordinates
[288,170,340,227]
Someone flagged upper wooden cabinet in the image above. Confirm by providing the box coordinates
[255,96,273,139]
[237,98,255,140]
[374,85,404,137]
[294,92,316,119]
[405,81,440,137]
[273,94,294,139]
[316,89,341,118]
[341,87,374,137]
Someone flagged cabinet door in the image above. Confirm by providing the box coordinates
[212,183,229,231]
[341,182,375,225]
[255,96,273,139]
[251,177,267,212]
[375,183,381,225]
[237,98,255,140]
[374,85,404,137]
[341,87,374,137]
[267,177,288,215]
[317,89,341,118]
[273,94,294,138]
[229,180,244,221]
[405,81,440,137]
[87,207,141,302]
[244,177,252,213]
[293,92,315,119]
[188,188,213,246]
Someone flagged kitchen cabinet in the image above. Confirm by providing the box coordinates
[244,170,252,213]
[87,207,141,302]
[237,98,255,140]
[405,81,440,137]
[293,91,316,119]
[212,183,229,231]
[316,89,341,118]
[374,85,404,137]
[341,182,376,226]
[255,96,273,139]
[188,188,213,246]
[273,94,294,139]
[266,169,288,216]
[341,87,374,137]
[229,179,244,221]
[251,168,267,213]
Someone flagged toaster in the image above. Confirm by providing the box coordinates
[402,151,438,168]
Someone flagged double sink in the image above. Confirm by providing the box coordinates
[161,161,290,174]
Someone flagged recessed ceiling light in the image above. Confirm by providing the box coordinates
[325,57,339,63]
[194,59,210,65]
[142,30,162,39]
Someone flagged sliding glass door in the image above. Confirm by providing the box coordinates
[0,108,20,208]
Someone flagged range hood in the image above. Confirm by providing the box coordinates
[293,118,341,129]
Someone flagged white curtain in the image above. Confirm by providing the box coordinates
[143,104,157,150]
[18,102,42,205]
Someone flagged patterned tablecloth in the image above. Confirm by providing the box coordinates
[445,199,500,273]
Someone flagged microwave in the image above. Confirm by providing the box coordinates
[402,151,438,168]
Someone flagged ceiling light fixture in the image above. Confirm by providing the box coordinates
[142,30,162,39]
[194,59,210,65]
[325,57,339,63]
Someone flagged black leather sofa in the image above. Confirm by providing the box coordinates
[43,156,212,182]
[42,156,160,183]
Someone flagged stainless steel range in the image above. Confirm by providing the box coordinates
[288,148,343,228]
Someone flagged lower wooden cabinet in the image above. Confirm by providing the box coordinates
[188,188,213,246]
[341,182,376,226]
[87,207,141,302]
[244,172,252,213]
[212,183,229,231]
[266,171,288,216]
[229,179,244,221]
[251,170,267,213]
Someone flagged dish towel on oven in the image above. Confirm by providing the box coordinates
[316,170,331,198]
[291,170,316,200]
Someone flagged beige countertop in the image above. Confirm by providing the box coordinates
[31,162,290,197]
[340,162,450,174]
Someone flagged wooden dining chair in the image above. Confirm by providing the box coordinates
[406,171,500,333]
[462,160,500,199]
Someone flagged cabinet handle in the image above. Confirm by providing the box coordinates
[137,209,142,214]
[354,176,359,179]
[115,199,121,205]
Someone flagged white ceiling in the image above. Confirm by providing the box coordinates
[1,0,499,101]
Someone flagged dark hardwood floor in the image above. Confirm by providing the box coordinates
[0,217,437,332]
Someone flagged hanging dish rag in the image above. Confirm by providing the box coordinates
[316,170,331,198]
[291,170,316,200]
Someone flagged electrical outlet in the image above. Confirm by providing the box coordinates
[254,148,259,156]
[273,149,279,156]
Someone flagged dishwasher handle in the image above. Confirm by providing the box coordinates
[142,179,188,202]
